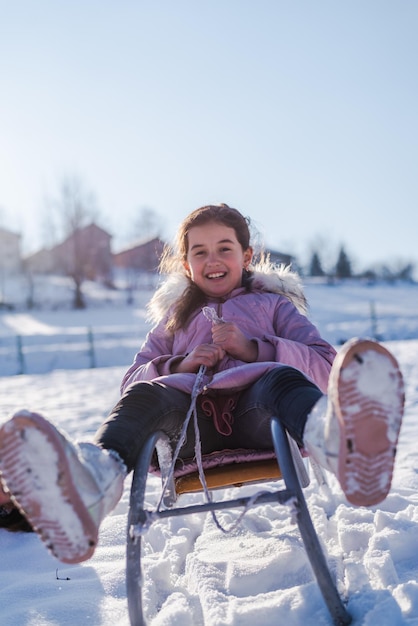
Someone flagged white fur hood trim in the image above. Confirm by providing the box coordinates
[147,262,308,324]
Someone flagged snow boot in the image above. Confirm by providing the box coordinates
[0,410,126,563]
[304,338,404,506]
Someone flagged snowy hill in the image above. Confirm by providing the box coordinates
[1,277,417,376]
[0,279,417,625]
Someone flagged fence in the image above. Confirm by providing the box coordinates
[0,327,144,376]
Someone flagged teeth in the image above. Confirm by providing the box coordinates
[207,272,225,279]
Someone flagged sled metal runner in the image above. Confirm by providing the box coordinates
[126,417,352,626]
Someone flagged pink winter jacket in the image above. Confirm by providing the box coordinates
[121,268,336,399]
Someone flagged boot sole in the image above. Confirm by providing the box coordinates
[0,411,98,563]
[329,338,404,506]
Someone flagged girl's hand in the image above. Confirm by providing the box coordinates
[212,322,258,362]
[171,343,225,374]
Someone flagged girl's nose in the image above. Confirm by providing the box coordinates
[207,251,220,264]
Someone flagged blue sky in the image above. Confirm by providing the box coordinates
[1,1,417,274]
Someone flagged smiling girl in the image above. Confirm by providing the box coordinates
[0,204,404,564]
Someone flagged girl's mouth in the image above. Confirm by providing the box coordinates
[207,272,226,279]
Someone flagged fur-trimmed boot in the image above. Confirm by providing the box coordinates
[0,411,126,563]
[303,338,404,507]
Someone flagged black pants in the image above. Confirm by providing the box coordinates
[94,366,323,472]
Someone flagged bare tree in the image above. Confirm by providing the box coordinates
[133,206,163,241]
[59,176,98,235]
[53,175,100,308]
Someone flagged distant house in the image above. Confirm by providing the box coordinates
[53,223,113,283]
[24,247,55,274]
[25,223,113,284]
[113,236,165,293]
[0,227,21,273]
[113,237,165,273]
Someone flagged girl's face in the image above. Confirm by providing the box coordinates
[184,221,252,299]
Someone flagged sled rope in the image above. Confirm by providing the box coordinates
[191,383,267,534]
[156,361,206,512]
[157,307,261,533]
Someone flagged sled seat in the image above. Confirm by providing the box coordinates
[126,417,351,626]
[176,453,283,494]
[150,438,310,502]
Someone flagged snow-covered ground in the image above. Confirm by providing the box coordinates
[0,279,417,625]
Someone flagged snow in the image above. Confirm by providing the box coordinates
[1,278,418,625]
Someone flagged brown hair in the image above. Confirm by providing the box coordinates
[160,203,252,332]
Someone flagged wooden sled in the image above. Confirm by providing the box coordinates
[126,417,352,626]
